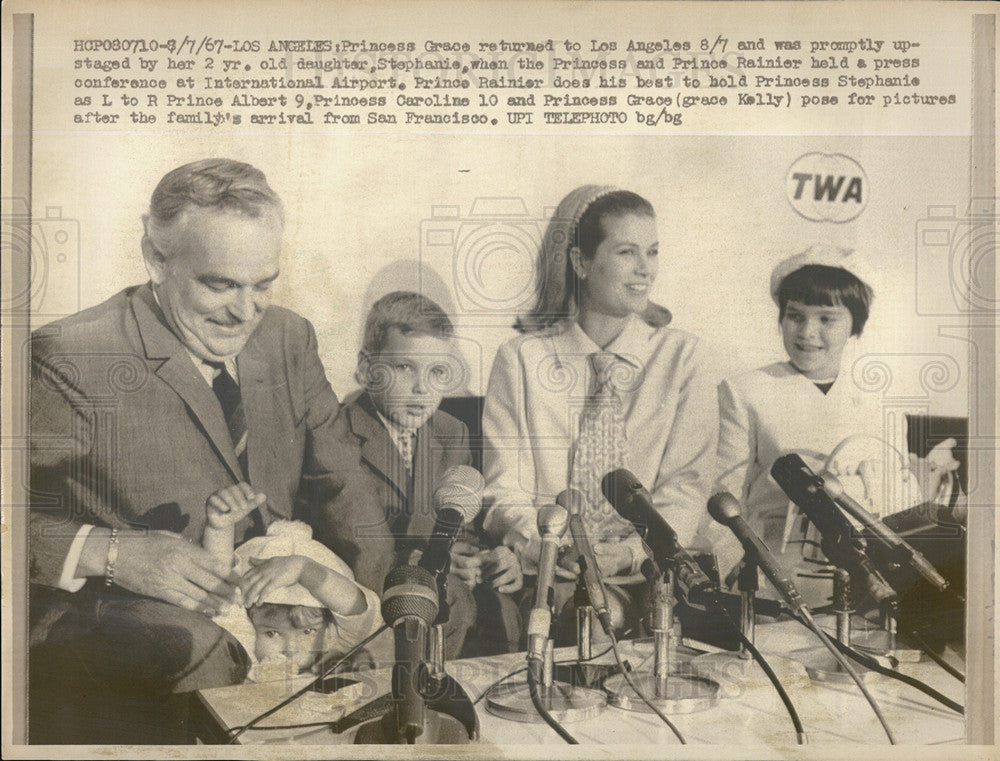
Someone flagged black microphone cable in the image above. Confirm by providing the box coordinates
[471,643,617,706]
[602,627,687,744]
[227,621,390,744]
[525,659,579,744]
[473,644,624,745]
[787,613,964,715]
[794,607,897,744]
[723,611,807,744]
[907,629,965,683]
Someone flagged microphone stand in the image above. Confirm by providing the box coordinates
[485,567,608,723]
[790,568,893,684]
[604,569,721,713]
[689,556,810,688]
[428,557,451,679]
[340,562,479,744]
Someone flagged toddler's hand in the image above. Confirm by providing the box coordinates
[242,555,309,607]
[206,483,266,529]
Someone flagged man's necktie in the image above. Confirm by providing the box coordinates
[208,361,261,540]
[209,363,249,478]
[569,351,633,541]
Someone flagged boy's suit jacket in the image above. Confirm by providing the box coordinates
[342,391,473,567]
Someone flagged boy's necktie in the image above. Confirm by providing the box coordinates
[398,428,416,474]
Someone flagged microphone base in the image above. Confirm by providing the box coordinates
[788,646,891,684]
[687,652,811,693]
[604,671,719,714]
[354,707,471,744]
[484,680,607,723]
[848,626,924,663]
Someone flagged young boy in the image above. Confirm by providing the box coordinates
[204,483,381,680]
[343,291,522,658]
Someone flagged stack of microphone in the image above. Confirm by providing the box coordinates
[361,464,484,745]
[367,455,958,743]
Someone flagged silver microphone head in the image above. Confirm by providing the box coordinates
[555,487,586,517]
[433,464,485,523]
[537,503,569,539]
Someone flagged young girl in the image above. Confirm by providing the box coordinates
[711,246,931,602]
[204,483,381,680]
[482,185,717,640]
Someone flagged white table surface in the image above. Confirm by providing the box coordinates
[196,615,965,747]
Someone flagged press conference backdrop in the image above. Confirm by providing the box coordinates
[27,135,971,420]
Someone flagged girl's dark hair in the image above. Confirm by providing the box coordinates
[777,264,874,336]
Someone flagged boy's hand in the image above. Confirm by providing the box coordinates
[205,483,267,529]
[241,555,309,607]
[449,541,483,588]
[481,546,523,594]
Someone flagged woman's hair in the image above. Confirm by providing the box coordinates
[248,602,333,630]
[515,188,669,332]
[575,191,655,258]
[777,264,874,336]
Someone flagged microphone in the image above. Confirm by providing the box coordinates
[531,505,570,625]
[770,454,898,607]
[556,488,613,634]
[601,469,716,606]
[527,504,569,671]
[418,465,484,578]
[380,564,440,743]
[821,475,949,592]
[707,492,808,615]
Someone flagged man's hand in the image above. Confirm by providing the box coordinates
[92,530,239,616]
[449,541,483,588]
[241,555,310,607]
[480,546,523,594]
[205,482,267,529]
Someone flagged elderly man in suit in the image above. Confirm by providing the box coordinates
[28,159,392,743]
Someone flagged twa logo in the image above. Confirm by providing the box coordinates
[786,153,869,223]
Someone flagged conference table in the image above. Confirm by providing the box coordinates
[194,615,965,746]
